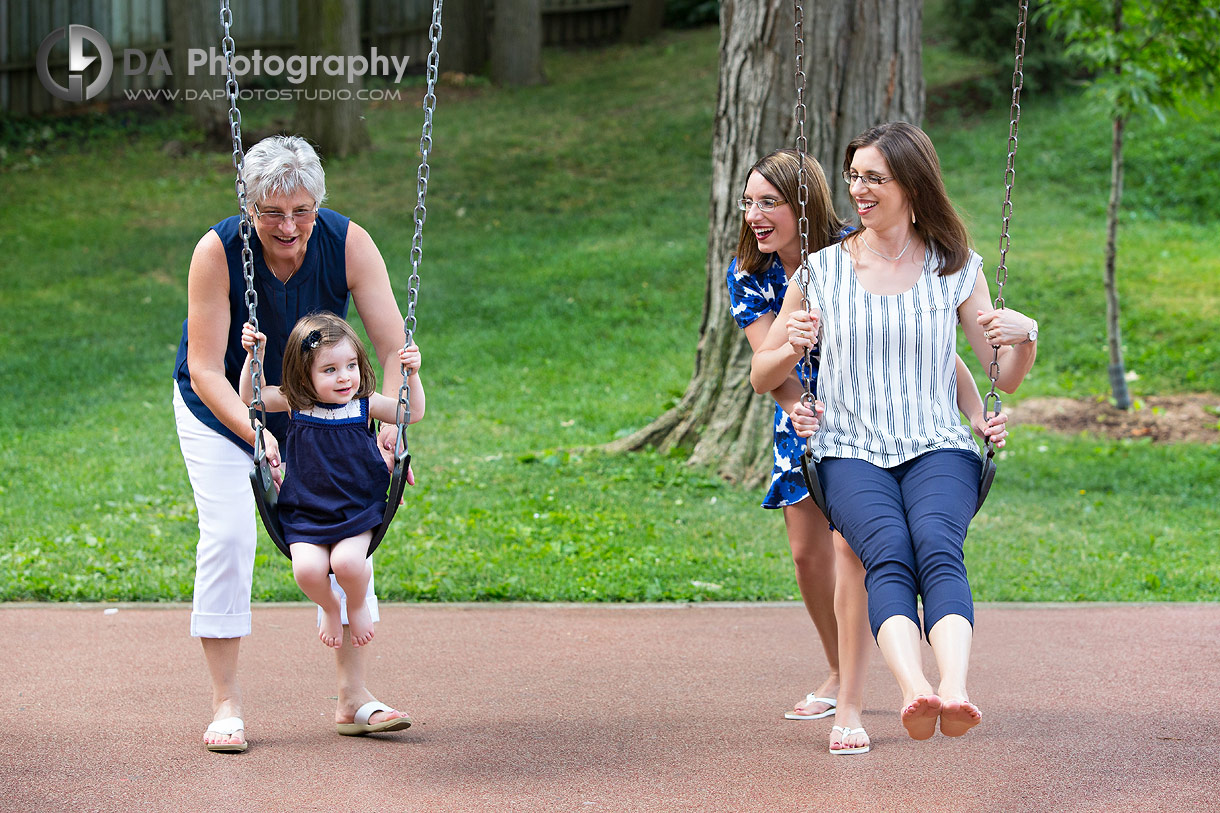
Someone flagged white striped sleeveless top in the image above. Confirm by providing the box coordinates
[799,242,982,468]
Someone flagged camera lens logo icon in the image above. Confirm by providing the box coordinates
[36,25,113,102]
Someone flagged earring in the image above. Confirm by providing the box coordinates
[910,209,916,225]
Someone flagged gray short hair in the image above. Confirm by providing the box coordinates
[242,135,327,208]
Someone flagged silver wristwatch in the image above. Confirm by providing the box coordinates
[1020,319,1039,344]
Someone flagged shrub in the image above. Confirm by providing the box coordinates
[665,0,719,29]
[937,0,1079,96]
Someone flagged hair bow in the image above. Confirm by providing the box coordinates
[301,329,322,353]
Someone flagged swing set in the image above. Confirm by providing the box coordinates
[214,0,1022,550]
[217,0,444,559]
[792,0,1030,518]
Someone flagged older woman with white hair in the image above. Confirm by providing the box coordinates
[173,134,414,752]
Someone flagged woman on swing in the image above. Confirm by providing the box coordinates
[173,135,416,752]
[730,148,1010,754]
[755,121,1038,741]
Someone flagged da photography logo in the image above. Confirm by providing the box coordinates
[37,24,113,102]
[35,23,411,103]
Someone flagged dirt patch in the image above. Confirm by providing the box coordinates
[1011,394,1220,444]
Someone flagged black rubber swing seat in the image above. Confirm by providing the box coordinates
[976,449,996,515]
[250,449,411,561]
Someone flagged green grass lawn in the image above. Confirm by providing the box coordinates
[1,26,1217,603]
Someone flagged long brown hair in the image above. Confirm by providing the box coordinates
[842,121,970,275]
[280,312,377,411]
[733,149,847,275]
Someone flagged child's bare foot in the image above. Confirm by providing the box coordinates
[939,698,982,737]
[901,694,941,740]
[319,602,344,648]
[348,599,375,647]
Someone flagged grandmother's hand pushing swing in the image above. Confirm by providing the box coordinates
[238,323,282,480]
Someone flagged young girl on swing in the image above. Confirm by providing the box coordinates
[240,311,425,649]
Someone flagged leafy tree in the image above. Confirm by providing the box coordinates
[1043,0,1220,408]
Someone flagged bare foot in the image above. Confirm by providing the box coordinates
[901,694,942,741]
[348,599,375,647]
[939,698,982,737]
[319,602,344,648]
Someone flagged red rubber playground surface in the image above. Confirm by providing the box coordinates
[2,602,1217,812]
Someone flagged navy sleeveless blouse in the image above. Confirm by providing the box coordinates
[173,208,352,451]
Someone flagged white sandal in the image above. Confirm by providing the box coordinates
[204,716,248,753]
[784,693,837,720]
[829,725,871,755]
[336,700,413,736]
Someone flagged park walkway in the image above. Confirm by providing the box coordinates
[2,602,1217,812]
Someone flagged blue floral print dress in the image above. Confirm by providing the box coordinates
[726,255,817,509]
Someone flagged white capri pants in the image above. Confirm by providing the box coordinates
[173,383,378,637]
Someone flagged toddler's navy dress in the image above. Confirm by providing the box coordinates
[278,398,390,547]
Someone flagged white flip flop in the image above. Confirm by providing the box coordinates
[204,716,248,753]
[784,694,837,720]
[829,725,871,755]
[336,701,413,736]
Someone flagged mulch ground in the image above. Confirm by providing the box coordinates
[3,602,1218,813]
[1012,394,1220,445]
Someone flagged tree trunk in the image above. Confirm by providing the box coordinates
[292,0,371,159]
[491,0,545,86]
[624,0,667,44]
[811,0,926,217]
[445,0,489,75]
[606,0,923,486]
[168,0,228,146]
[1104,0,1130,409]
[1105,115,1131,409]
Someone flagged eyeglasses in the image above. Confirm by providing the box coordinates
[253,203,319,225]
[737,198,786,213]
[842,171,893,188]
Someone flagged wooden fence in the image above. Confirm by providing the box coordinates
[541,0,631,45]
[1,0,634,116]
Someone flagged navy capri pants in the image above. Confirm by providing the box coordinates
[818,449,981,640]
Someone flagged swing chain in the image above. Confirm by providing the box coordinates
[793,0,816,409]
[393,0,443,459]
[983,0,1029,442]
[221,0,268,462]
